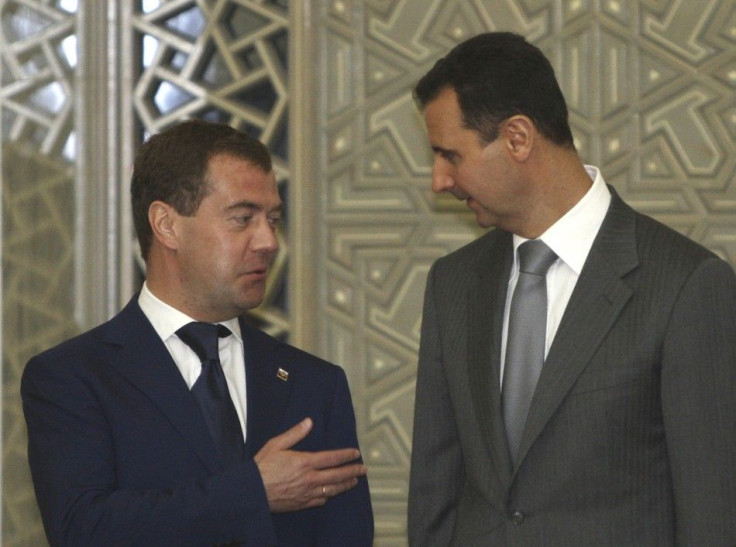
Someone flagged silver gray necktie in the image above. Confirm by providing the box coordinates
[502,239,558,464]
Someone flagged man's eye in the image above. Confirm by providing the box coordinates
[268,216,282,227]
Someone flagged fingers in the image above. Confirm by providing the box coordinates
[313,460,366,486]
[303,460,367,507]
[315,481,349,501]
[258,420,361,469]
[254,417,369,513]
[262,470,363,513]
[316,463,365,497]
[277,464,363,512]
[308,447,362,470]
[256,448,366,512]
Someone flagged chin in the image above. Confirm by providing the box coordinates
[239,294,265,312]
[475,216,496,229]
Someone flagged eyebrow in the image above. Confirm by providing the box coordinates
[224,201,283,214]
[431,145,457,156]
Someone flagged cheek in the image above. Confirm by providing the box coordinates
[218,235,255,268]
[459,168,486,195]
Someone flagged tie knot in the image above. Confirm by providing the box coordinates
[518,239,557,275]
[176,322,231,364]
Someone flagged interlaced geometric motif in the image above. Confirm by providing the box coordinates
[1,2,78,544]
[130,0,290,339]
[1,0,77,158]
[3,1,735,545]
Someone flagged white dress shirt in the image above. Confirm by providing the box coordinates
[500,165,612,383]
[138,282,248,439]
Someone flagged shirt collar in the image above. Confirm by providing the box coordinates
[138,282,243,342]
[513,165,611,274]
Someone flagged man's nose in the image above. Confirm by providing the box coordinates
[253,220,279,254]
[432,160,454,194]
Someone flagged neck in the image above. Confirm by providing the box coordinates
[514,149,591,239]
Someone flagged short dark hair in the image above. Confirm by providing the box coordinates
[413,32,574,147]
[131,120,272,260]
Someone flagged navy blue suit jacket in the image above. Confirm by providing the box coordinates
[22,297,373,546]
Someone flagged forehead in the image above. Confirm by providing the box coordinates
[205,153,279,198]
[423,87,463,132]
[423,87,485,150]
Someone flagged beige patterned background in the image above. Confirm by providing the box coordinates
[2,1,735,545]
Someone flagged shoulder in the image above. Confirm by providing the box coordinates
[21,322,113,404]
[239,322,345,379]
[22,299,143,381]
[607,189,718,270]
[634,211,718,266]
[599,198,736,310]
[626,207,730,293]
[25,322,109,372]
[600,191,728,288]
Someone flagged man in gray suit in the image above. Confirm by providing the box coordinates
[408,32,736,546]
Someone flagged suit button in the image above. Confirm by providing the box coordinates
[509,510,525,525]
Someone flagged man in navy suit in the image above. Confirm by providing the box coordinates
[408,32,736,545]
[22,120,373,546]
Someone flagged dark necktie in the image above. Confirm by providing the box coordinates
[176,322,244,469]
[502,239,558,464]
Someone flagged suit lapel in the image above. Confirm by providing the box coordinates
[515,192,639,468]
[104,299,221,472]
[241,322,293,455]
[467,230,514,487]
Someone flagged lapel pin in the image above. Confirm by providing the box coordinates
[276,367,289,382]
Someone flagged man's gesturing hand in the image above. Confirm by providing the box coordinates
[254,417,367,513]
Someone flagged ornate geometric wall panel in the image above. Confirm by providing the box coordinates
[1,1,78,544]
[312,1,736,544]
[3,1,735,545]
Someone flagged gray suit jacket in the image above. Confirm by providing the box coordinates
[408,191,736,546]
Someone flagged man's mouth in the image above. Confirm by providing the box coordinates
[243,266,269,278]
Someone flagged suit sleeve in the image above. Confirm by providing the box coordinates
[661,257,736,546]
[408,263,465,546]
[315,367,374,546]
[21,354,277,547]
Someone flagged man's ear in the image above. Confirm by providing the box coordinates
[502,115,534,161]
[148,201,180,251]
